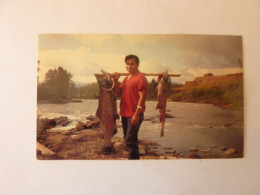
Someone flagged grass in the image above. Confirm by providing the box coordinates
[169,80,243,110]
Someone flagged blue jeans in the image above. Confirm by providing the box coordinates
[122,113,144,160]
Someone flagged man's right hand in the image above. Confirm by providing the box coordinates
[113,72,120,82]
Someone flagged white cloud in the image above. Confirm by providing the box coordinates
[38,47,126,84]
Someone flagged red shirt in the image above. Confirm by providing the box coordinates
[120,71,148,117]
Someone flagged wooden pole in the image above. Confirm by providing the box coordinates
[94,72,181,77]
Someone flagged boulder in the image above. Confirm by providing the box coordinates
[75,121,87,131]
[86,118,100,128]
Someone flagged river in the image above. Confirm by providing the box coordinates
[37,100,244,158]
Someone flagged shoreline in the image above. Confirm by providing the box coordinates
[37,116,242,160]
[37,99,82,104]
[37,98,242,111]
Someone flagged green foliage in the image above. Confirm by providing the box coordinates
[37,66,75,101]
[147,79,158,100]
[170,80,244,110]
[75,83,100,99]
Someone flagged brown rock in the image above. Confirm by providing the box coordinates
[220,146,227,151]
[37,141,56,156]
[86,118,100,128]
[201,148,211,153]
[224,148,236,155]
[165,149,175,153]
[86,115,98,121]
[187,153,202,159]
[139,145,146,155]
[165,113,175,118]
[75,121,87,131]
[166,156,178,159]
[189,147,198,152]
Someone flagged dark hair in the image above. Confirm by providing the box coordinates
[125,54,139,64]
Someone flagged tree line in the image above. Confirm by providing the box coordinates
[37,66,180,101]
[37,66,76,101]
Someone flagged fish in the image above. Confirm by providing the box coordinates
[95,69,119,154]
[156,70,169,137]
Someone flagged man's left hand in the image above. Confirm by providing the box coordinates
[131,114,139,125]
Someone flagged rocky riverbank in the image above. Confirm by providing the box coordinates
[36,116,184,160]
[37,99,82,104]
[37,115,240,160]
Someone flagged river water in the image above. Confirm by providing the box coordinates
[37,100,244,158]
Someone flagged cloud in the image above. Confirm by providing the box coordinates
[38,47,126,84]
[175,35,243,69]
[38,34,243,85]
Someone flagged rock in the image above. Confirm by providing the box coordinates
[224,123,232,127]
[37,141,56,156]
[86,115,98,121]
[187,153,202,159]
[189,147,198,152]
[224,148,236,155]
[86,118,100,128]
[177,153,184,157]
[201,148,211,153]
[165,113,175,118]
[165,149,175,153]
[166,156,177,159]
[220,146,227,151]
[114,142,123,147]
[55,117,68,125]
[44,118,57,129]
[160,156,166,159]
[149,146,159,150]
[143,117,152,121]
[75,121,87,131]
[139,145,146,155]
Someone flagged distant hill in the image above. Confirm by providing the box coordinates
[170,73,243,110]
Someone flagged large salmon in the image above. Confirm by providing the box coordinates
[95,69,119,154]
[156,70,169,137]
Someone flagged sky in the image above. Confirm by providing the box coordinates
[38,34,243,85]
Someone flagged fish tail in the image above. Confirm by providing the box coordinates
[156,103,162,110]
[160,122,165,137]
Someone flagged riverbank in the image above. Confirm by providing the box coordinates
[37,114,242,160]
[37,129,181,160]
[37,99,82,104]
[36,116,181,160]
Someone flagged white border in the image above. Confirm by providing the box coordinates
[0,0,260,194]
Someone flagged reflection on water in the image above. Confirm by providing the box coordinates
[38,99,244,158]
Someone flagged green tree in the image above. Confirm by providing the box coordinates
[37,66,75,101]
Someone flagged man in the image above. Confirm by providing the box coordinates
[114,54,148,160]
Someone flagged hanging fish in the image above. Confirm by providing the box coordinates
[95,69,119,154]
[156,70,169,137]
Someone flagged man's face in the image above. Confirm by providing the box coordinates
[126,58,139,74]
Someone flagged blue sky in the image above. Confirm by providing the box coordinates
[38,34,243,85]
